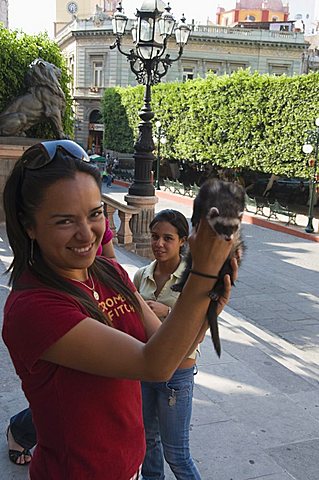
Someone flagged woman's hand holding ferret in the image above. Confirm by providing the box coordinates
[188,219,234,277]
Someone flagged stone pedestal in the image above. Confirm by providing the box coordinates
[125,194,158,258]
[0,138,44,223]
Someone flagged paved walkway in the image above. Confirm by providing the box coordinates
[0,183,318,479]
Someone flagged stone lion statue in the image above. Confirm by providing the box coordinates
[0,58,66,138]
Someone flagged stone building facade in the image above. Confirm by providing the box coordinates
[0,0,8,28]
[55,0,117,35]
[216,0,289,26]
[55,9,308,152]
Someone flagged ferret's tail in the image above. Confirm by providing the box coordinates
[207,301,221,357]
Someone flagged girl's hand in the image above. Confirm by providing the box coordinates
[216,257,238,315]
[188,219,233,276]
[145,300,170,319]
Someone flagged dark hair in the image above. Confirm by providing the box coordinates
[3,146,141,326]
[149,209,189,253]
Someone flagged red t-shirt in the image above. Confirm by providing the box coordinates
[96,217,113,256]
[2,261,147,480]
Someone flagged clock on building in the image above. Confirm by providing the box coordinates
[67,1,78,14]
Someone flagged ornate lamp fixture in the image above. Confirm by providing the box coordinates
[302,117,319,233]
[111,1,190,196]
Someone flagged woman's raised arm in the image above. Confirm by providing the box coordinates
[41,219,234,382]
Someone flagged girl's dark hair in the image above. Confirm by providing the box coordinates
[3,147,141,326]
[149,209,189,253]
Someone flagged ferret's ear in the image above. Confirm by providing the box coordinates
[209,207,220,217]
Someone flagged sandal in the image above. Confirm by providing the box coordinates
[6,426,32,466]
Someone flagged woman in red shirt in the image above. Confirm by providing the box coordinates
[2,140,236,479]
[6,216,115,465]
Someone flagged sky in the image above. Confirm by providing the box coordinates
[8,0,315,37]
[7,0,235,37]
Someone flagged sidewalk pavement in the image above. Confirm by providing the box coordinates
[112,180,319,243]
[0,183,319,480]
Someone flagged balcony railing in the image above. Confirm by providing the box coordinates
[190,24,305,45]
[102,193,140,251]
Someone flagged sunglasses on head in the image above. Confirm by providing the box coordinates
[21,140,90,170]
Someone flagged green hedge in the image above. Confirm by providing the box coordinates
[0,27,73,138]
[102,70,319,178]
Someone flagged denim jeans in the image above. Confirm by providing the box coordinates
[105,175,113,187]
[141,366,201,480]
[9,407,37,450]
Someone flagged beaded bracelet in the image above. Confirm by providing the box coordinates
[189,269,219,279]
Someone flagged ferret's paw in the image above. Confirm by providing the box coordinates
[171,284,183,292]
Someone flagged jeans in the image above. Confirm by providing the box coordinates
[141,366,201,480]
[105,175,113,187]
[9,407,37,450]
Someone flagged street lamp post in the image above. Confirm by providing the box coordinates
[154,120,166,189]
[110,1,190,256]
[111,0,190,197]
[302,117,319,234]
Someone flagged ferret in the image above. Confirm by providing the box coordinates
[172,178,246,357]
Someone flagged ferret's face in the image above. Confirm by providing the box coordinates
[207,207,242,241]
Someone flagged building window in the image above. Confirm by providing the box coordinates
[229,63,247,73]
[92,60,103,87]
[269,64,289,75]
[206,62,223,75]
[245,15,255,21]
[68,55,75,92]
[183,67,194,82]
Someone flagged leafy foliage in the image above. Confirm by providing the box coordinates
[102,70,319,178]
[101,86,141,153]
[0,27,73,138]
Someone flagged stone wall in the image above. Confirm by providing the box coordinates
[0,138,42,222]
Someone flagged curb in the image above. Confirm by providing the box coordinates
[113,179,130,188]
[243,212,319,243]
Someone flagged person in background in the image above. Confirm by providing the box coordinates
[105,163,114,188]
[295,180,307,205]
[134,209,232,480]
[101,169,108,183]
[264,180,279,202]
[2,140,235,479]
[96,216,115,258]
[6,216,116,465]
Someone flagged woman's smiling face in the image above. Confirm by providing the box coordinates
[26,172,105,280]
